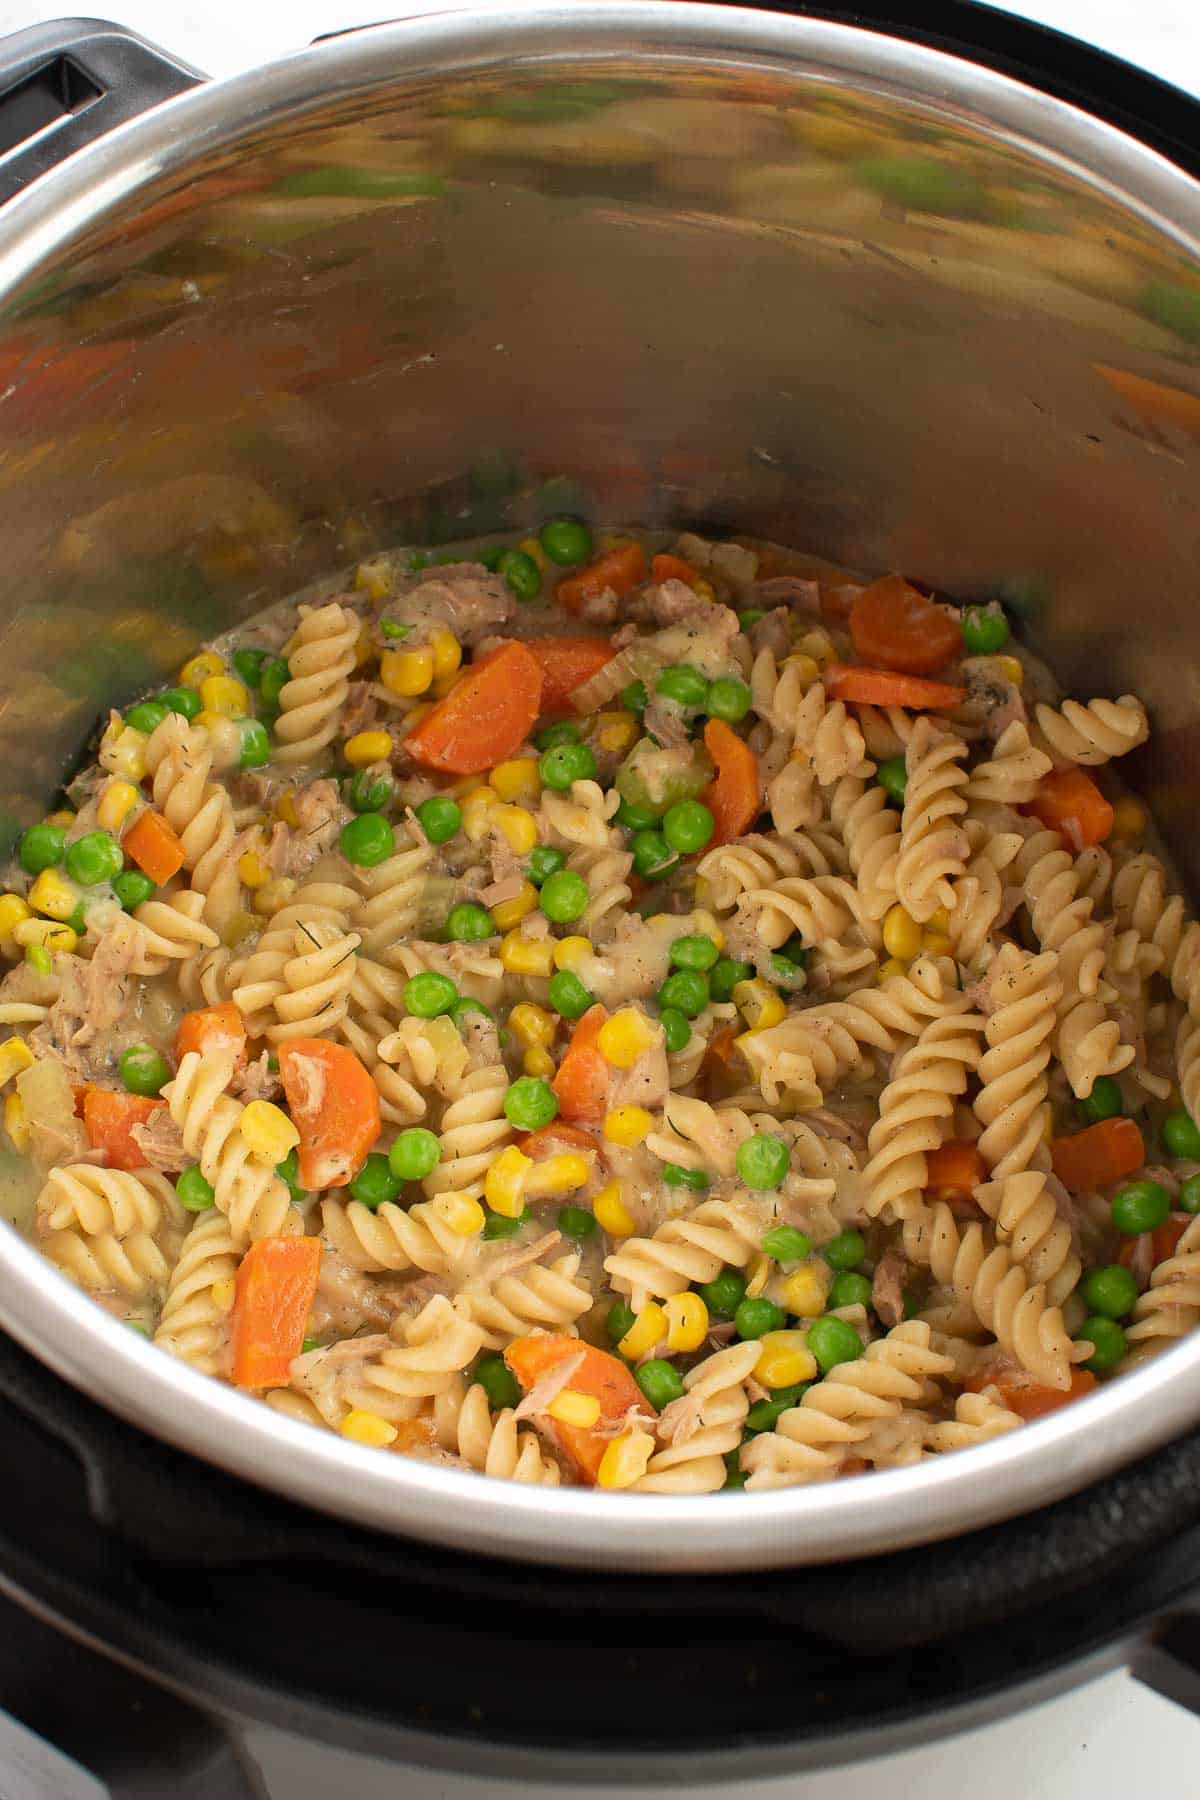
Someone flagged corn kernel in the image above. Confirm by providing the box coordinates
[796,627,835,667]
[1111,796,1146,839]
[882,904,923,961]
[460,786,497,843]
[200,674,249,719]
[927,908,951,935]
[238,851,271,890]
[210,1278,238,1315]
[194,713,243,771]
[240,1100,300,1162]
[341,1409,398,1448]
[744,1253,772,1298]
[179,651,224,688]
[524,1152,590,1197]
[783,653,821,687]
[547,1388,601,1428]
[429,627,462,681]
[0,1037,34,1090]
[45,811,75,828]
[693,578,717,603]
[355,557,393,602]
[553,936,592,974]
[254,877,296,917]
[755,1330,818,1389]
[518,535,549,573]
[689,908,725,952]
[782,1266,829,1318]
[995,655,1024,688]
[4,1091,29,1152]
[485,1143,533,1217]
[598,1007,658,1070]
[492,882,539,931]
[380,645,435,697]
[596,1429,656,1489]
[523,1045,556,1080]
[594,710,640,756]
[732,979,786,1032]
[344,730,394,767]
[13,919,77,954]
[508,1002,555,1048]
[97,781,140,834]
[499,928,555,977]
[276,790,301,829]
[432,1191,486,1237]
[492,805,539,857]
[878,957,910,983]
[99,723,148,783]
[489,759,541,806]
[28,869,81,923]
[664,1290,709,1353]
[603,1105,655,1148]
[618,1300,668,1361]
[922,931,953,958]
[593,1179,636,1238]
[0,895,32,944]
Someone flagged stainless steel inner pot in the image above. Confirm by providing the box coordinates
[1,2,1199,1572]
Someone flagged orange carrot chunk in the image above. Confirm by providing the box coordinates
[231,1235,322,1389]
[967,1368,1097,1420]
[82,1088,163,1172]
[924,1140,987,1200]
[849,574,962,675]
[1050,1117,1145,1192]
[702,719,761,846]
[123,808,186,885]
[517,1122,600,1161]
[822,664,966,710]
[175,1002,247,1069]
[523,637,616,712]
[1118,1214,1190,1272]
[278,1039,380,1190]
[552,1003,609,1127]
[1026,768,1114,849]
[555,543,647,615]
[650,552,702,588]
[405,642,543,775]
[504,1334,648,1483]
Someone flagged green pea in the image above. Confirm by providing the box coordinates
[631,830,678,881]
[445,902,494,943]
[379,620,410,641]
[1078,1316,1127,1373]
[497,548,541,601]
[736,1134,790,1191]
[877,757,907,804]
[347,769,393,813]
[635,1359,685,1409]
[662,799,714,855]
[710,956,753,1002]
[548,969,594,1020]
[824,1230,866,1271]
[655,664,709,708]
[534,722,581,753]
[475,1353,522,1411]
[119,1044,170,1097]
[65,831,123,887]
[807,1315,862,1374]
[1079,1076,1123,1125]
[233,647,269,688]
[706,677,752,723]
[238,718,271,769]
[159,685,202,720]
[539,518,593,565]
[735,1297,786,1340]
[483,1207,527,1239]
[769,953,805,985]
[403,972,458,1018]
[539,742,596,791]
[607,1297,637,1342]
[300,1338,321,1355]
[662,1163,710,1190]
[780,934,808,968]
[349,1151,403,1211]
[503,1076,558,1132]
[558,1205,597,1239]
[659,1008,691,1054]
[126,699,170,735]
[388,1127,442,1181]
[540,869,589,923]
[1111,1179,1170,1236]
[276,1147,307,1202]
[616,798,659,832]
[19,823,66,876]
[1163,1109,1200,1160]
[416,796,461,844]
[697,1269,747,1318]
[744,1383,811,1434]
[339,812,395,868]
[657,969,709,1019]
[1078,1264,1138,1320]
[24,945,51,976]
[451,997,491,1030]
[620,680,648,716]
[66,902,86,935]
[737,610,765,632]
[260,658,291,707]
[669,934,720,972]
[828,1271,873,1310]
[723,1449,747,1489]
[960,605,1010,656]
[1181,1173,1200,1214]
[527,847,566,888]
[177,1165,215,1212]
[761,1225,812,1262]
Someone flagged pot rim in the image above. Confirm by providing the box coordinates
[2,2,1200,1570]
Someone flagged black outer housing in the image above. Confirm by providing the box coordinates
[1,5,1200,1789]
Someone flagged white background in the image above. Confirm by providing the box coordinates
[0,0,1199,1793]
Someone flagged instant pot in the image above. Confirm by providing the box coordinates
[2,3,1200,1790]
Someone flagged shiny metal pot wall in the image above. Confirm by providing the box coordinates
[0,4,1199,1570]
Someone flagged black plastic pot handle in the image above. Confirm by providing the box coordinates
[0,18,202,205]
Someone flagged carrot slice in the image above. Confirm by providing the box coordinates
[405,642,543,775]
[517,1122,600,1160]
[552,1003,609,1127]
[523,637,616,713]
[175,1002,247,1069]
[555,544,647,615]
[504,1333,647,1483]
[1025,768,1114,848]
[1118,1214,1190,1272]
[122,808,185,885]
[82,1088,163,1172]
[849,575,962,675]
[924,1139,987,1201]
[702,719,761,846]
[966,1368,1097,1420]
[1050,1117,1145,1192]
[278,1039,380,1190]
[650,552,702,589]
[231,1235,322,1389]
[822,664,966,710]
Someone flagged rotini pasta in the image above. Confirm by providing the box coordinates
[273,601,359,765]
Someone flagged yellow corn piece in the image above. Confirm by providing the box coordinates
[597,1007,658,1070]
[523,1046,555,1080]
[238,851,271,890]
[489,759,541,806]
[596,1430,656,1489]
[594,710,639,756]
[743,1252,772,1299]
[0,1037,34,1090]
[486,1144,534,1218]
[882,905,922,961]
[922,931,953,958]
[460,786,497,843]
[28,869,81,923]
[1110,797,1146,840]
[593,1180,636,1238]
[432,1192,485,1237]
[618,1300,667,1361]
[179,651,224,688]
[782,653,821,687]
[548,1388,601,1428]
[732,979,785,1033]
[254,877,297,917]
[508,1002,555,1048]
[240,1101,300,1162]
[380,645,435,697]
[518,535,549,573]
[0,895,32,943]
[877,957,910,983]
[795,627,835,667]
[4,1091,29,1153]
[755,1330,818,1389]
[429,627,462,681]
[355,557,393,602]
[99,723,148,783]
[499,929,555,977]
[552,936,592,974]
[210,1278,238,1315]
[689,909,725,952]
[664,1291,709,1353]
[341,1409,398,1448]
[13,919,77,954]
[344,730,393,767]
[97,781,140,834]
[603,1105,654,1148]
[782,1266,828,1319]
[200,674,249,719]
[995,655,1024,688]
[524,1153,590,1197]
[492,883,539,931]
[45,811,75,828]
[491,805,538,856]
[276,790,301,829]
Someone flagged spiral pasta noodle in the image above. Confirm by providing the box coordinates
[153,1208,242,1374]
[1033,694,1148,767]
[975,1172,1081,1305]
[697,830,847,913]
[352,831,440,955]
[926,1389,1023,1452]
[633,1340,760,1494]
[829,775,900,921]
[604,1195,767,1306]
[790,681,872,786]
[233,878,358,1031]
[44,1225,176,1298]
[862,1011,985,1223]
[432,1377,561,1484]
[273,601,358,765]
[973,944,1061,1179]
[143,713,239,931]
[963,721,1052,806]
[458,1245,593,1349]
[737,873,878,952]
[421,1064,511,1198]
[37,1164,180,1239]
[342,1296,485,1421]
[267,922,360,1045]
[1124,1215,1200,1354]
[163,1051,292,1244]
[132,890,220,976]
[320,1194,468,1275]
[896,719,970,922]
